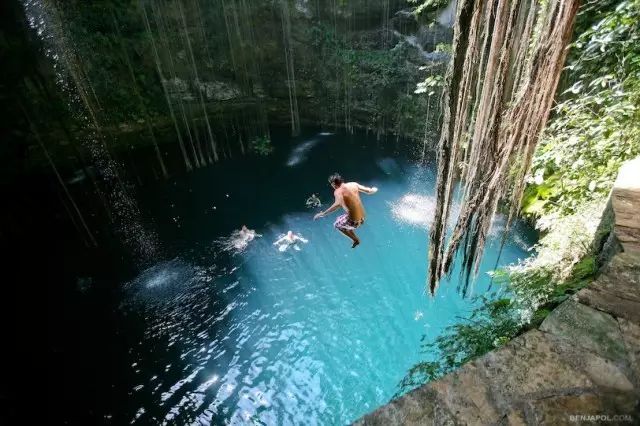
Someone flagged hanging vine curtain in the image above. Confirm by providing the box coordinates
[427,0,580,295]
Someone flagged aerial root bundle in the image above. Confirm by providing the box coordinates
[428,0,580,295]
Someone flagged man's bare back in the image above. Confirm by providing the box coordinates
[335,182,366,222]
[314,173,378,248]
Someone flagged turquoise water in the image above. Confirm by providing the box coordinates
[91,130,534,424]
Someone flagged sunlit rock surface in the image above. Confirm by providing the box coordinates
[612,157,640,253]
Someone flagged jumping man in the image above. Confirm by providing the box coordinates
[314,173,378,248]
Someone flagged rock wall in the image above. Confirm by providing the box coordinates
[18,0,453,171]
[45,0,451,140]
[355,156,640,425]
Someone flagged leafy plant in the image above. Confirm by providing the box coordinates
[435,43,452,54]
[415,75,443,95]
[408,0,451,17]
[524,0,640,217]
[307,21,433,139]
[249,136,273,156]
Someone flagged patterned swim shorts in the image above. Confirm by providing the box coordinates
[334,214,364,232]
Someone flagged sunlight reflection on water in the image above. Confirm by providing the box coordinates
[390,193,460,230]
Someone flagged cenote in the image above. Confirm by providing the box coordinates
[2,0,551,424]
[45,128,536,424]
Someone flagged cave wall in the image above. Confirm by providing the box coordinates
[16,0,452,171]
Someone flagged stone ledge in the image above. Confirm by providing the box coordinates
[577,287,640,325]
[612,157,640,253]
[357,324,639,425]
[618,318,640,389]
[577,252,640,324]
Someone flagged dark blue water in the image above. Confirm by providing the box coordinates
[50,129,535,424]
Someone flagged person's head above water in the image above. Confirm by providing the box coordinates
[328,173,343,189]
[287,230,294,238]
[242,225,248,231]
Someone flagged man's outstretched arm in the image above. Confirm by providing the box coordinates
[356,183,378,194]
[314,201,341,220]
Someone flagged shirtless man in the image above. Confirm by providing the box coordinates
[227,225,260,252]
[313,173,378,248]
[238,225,259,243]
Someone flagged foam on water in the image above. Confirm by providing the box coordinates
[215,229,262,255]
[286,138,321,167]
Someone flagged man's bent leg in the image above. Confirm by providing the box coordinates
[337,227,356,242]
[346,229,360,248]
[337,228,360,248]
[334,214,360,248]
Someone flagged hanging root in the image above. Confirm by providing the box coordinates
[428,0,579,296]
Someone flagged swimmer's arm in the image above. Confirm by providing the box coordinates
[273,236,285,245]
[356,183,378,194]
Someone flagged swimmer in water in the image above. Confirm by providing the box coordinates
[239,225,259,242]
[273,230,308,252]
[306,193,322,208]
[227,225,261,252]
[314,173,378,248]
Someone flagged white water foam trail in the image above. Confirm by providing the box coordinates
[286,138,320,167]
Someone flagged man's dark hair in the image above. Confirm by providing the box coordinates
[328,173,343,186]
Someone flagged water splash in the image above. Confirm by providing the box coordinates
[214,229,261,255]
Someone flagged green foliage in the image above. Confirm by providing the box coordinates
[58,1,168,124]
[408,0,450,17]
[308,22,431,138]
[524,0,640,217]
[435,43,452,53]
[415,74,443,95]
[249,136,273,156]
